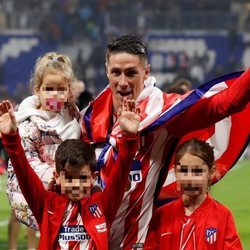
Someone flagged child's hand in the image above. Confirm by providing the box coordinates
[118,98,140,137]
[0,100,17,134]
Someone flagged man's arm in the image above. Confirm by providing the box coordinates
[101,98,140,227]
[167,69,250,138]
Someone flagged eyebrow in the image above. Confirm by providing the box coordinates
[111,66,138,71]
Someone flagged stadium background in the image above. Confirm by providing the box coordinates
[0,0,249,248]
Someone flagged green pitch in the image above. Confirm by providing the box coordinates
[0,159,249,248]
[211,158,250,249]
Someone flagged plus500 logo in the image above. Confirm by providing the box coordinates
[129,170,142,182]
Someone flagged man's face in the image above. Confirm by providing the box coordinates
[175,153,210,196]
[38,73,69,112]
[106,52,150,113]
[60,165,93,201]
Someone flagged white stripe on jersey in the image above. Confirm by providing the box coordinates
[109,187,132,248]
[58,202,91,250]
[137,128,170,244]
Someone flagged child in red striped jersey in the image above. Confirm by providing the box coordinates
[0,98,140,250]
[145,138,242,250]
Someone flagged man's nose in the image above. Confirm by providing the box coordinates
[118,74,129,88]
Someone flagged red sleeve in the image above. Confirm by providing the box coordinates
[101,135,138,228]
[224,211,243,250]
[167,69,250,138]
[2,132,46,225]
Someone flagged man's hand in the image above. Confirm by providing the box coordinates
[118,98,140,137]
[0,100,17,134]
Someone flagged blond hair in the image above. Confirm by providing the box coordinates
[31,52,75,90]
[30,52,79,118]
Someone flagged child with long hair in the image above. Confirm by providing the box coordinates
[6,52,82,247]
[145,138,242,250]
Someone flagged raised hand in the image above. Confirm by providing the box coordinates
[0,100,17,134]
[118,98,140,137]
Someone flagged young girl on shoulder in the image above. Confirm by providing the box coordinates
[7,52,82,231]
[145,138,242,250]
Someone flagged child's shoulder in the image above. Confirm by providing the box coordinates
[155,197,181,216]
[210,197,232,215]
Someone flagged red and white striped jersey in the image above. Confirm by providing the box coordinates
[57,202,91,250]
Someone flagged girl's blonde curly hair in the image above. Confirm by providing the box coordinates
[30,52,79,119]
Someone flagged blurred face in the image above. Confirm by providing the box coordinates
[37,72,69,112]
[175,153,210,196]
[59,165,94,201]
[106,52,150,113]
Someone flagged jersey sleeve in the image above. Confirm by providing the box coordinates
[166,69,250,138]
[224,211,243,250]
[100,135,138,228]
[2,131,47,225]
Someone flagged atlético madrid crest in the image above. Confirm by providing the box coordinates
[89,204,102,218]
[205,228,217,244]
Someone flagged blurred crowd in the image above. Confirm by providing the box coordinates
[1,0,250,37]
[0,0,249,105]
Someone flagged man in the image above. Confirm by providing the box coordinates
[82,35,250,249]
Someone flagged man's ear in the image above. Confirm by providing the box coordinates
[144,64,151,80]
[53,171,60,185]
